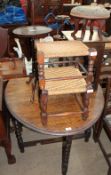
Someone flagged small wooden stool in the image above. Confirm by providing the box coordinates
[70,5,110,41]
[36,40,97,125]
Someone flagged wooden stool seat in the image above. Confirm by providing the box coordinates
[36,40,89,58]
[70,5,110,19]
[45,66,86,95]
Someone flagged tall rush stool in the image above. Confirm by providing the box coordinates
[36,40,97,126]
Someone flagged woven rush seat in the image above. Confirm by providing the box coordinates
[36,40,89,58]
[45,66,86,95]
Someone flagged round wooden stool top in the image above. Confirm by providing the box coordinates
[70,5,110,19]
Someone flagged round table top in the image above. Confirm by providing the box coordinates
[13,25,52,37]
[5,78,104,136]
[70,5,110,19]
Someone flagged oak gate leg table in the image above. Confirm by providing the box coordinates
[5,77,104,175]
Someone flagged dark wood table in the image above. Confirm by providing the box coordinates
[5,77,104,175]
[13,25,52,76]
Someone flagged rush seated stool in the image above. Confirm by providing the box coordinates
[36,40,97,125]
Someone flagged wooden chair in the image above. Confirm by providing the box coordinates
[0,27,16,65]
[93,60,111,174]
[0,27,17,163]
[36,40,97,125]
[0,77,16,164]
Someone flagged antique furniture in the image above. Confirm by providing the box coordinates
[36,40,96,125]
[13,25,52,76]
[5,77,104,175]
[93,62,111,175]
[70,5,110,40]
[0,78,16,164]
[0,27,26,164]
[0,27,26,78]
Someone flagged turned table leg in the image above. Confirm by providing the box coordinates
[108,166,111,175]
[2,139,16,164]
[62,136,72,175]
[85,128,91,142]
[13,119,24,153]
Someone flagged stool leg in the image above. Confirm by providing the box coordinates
[40,90,48,126]
[89,20,94,40]
[81,92,89,120]
[62,136,72,175]
[71,18,81,40]
[81,19,88,40]
[98,29,103,41]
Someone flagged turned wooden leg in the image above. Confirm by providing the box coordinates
[0,110,16,164]
[81,92,89,120]
[98,28,103,41]
[71,18,81,40]
[30,77,37,103]
[62,136,72,175]
[93,118,103,142]
[108,166,111,175]
[2,139,16,164]
[89,20,94,40]
[81,19,88,40]
[13,119,24,153]
[85,128,91,142]
[40,90,48,126]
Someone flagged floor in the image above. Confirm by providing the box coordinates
[0,128,110,175]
